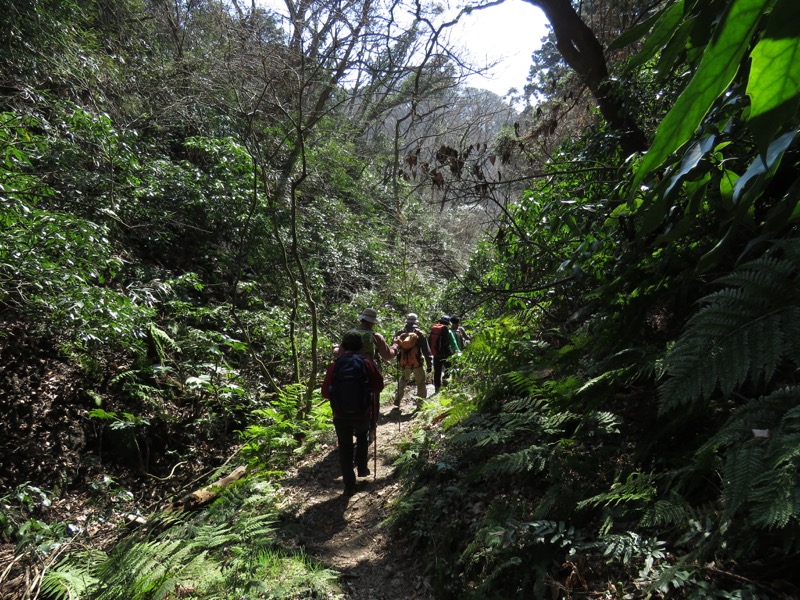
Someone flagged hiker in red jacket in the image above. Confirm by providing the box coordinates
[322,331,383,497]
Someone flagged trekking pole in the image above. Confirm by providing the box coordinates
[396,363,402,432]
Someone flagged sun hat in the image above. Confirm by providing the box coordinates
[440,314,451,325]
[406,313,418,324]
[358,307,380,324]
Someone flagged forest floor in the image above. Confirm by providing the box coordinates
[276,383,436,600]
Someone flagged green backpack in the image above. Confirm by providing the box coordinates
[349,327,377,360]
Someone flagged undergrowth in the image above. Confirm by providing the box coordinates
[40,478,340,600]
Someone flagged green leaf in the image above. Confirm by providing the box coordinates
[732,130,796,202]
[625,1,686,70]
[632,0,770,191]
[609,5,671,51]
[664,134,716,197]
[654,16,694,80]
[746,0,800,152]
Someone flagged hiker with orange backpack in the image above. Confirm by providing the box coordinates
[429,315,460,393]
[322,331,384,497]
[392,313,432,408]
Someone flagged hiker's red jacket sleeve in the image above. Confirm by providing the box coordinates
[364,357,384,395]
[321,361,336,400]
[364,357,383,421]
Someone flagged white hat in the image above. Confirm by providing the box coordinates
[406,313,418,323]
[358,307,380,323]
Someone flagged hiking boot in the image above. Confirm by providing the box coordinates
[357,466,370,477]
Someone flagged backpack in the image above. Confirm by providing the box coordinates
[329,353,371,419]
[398,331,421,368]
[452,327,465,350]
[429,323,451,358]
[349,327,377,360]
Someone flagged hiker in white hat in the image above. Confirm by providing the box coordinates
[392,313,432,408]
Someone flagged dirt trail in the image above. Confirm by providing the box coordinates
[277,384,436,600]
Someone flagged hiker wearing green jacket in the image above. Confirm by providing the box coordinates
[346,307,398,370]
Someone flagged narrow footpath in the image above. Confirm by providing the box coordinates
[276,384,436,600]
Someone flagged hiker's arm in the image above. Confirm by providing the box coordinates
[418,334,433,370]
[374,333,398,362]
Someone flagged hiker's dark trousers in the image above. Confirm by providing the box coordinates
[433,356,451,391]
[334,419,370,488]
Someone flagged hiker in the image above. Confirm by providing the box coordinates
[346,307,398,369]
[321,331,383,497]
[429,315,460,393]
[393,313,432,407]
[449,316,471,350]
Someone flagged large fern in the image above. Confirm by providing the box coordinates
[39,478,328,600]
[659,240,800,413]
[694,386,800,530]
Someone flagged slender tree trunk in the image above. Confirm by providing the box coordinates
[271,154,303,386]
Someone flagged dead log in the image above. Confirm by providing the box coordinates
[168,465,248,511]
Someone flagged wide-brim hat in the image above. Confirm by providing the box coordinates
[406,312,418,323]
[440,314,451,325]
[359,307,380,323]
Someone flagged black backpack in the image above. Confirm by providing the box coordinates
[330,353,371,418]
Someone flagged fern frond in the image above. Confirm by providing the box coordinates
[640,492,690,528]
[659,246,800,413]
[577,472,657,511]
[504,396,548,413]
[691,387,800,530]
[482,444,548,477]
[149,323,181,361]
[575,410,621,436]
[41,554,102,600]
[749,469,796,529]
[722,443,766,522]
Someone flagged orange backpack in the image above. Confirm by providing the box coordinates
[398,331,421,368]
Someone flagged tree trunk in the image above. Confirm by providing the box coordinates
[526,0,648,156]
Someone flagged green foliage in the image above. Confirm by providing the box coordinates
[240,384,332,470]
[660,240,800,412]
[41,478,338,600]
[631,0,772,187]
[694,386,800,529]
[388,1,800,594]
